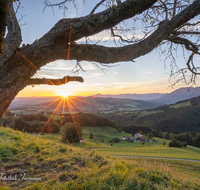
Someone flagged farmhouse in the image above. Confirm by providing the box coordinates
[129,137,134,142]
[122,135,130,140]
[134,133,146,142]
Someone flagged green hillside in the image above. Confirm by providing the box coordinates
[1,127,200,189]
[103,95,200,134]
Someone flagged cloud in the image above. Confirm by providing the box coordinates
[84,72,104,78]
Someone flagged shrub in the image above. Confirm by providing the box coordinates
[108,138,120,143]
[146,133,153,139]
[162,141,166,145]
[169,139,182,148]
[182,142,187,148]
[61,122,82,143]
[89,133,93,139]
[118,128,122,132]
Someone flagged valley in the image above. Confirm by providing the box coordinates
[1,88,200,189]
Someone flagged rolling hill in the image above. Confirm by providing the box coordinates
[103,95,200,134]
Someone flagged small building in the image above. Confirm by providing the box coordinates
[134,133,146,142]
[122,135,130,140]
[129,137,134,142]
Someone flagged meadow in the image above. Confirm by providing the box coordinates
[1,127,200,190]
[38,126,200,161]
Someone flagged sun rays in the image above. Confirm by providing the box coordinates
[31,95,135,145]
[56,89,73,98]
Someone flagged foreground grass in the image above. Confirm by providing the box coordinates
[1,127,200,189]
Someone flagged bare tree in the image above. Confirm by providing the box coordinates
[0,0,200,119]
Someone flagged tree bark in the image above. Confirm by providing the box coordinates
[0,0,9,57]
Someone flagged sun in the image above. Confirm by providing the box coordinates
[56,90,73,98]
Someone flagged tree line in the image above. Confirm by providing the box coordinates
[9,113,60,133]
[61,113,118,128]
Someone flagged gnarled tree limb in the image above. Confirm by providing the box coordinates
[27,76,84,86]
[167,36,199,54]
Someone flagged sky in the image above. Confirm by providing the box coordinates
[14,0,200,97]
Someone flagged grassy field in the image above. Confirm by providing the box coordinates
[95,146,200,160]
[1,127,200,190]
[37,126,200,160]
[170,101,191,108]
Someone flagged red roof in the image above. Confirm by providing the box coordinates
[123,135,130,138]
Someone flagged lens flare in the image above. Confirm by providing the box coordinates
[56,90,73,97]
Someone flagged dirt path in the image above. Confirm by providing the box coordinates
[111,155,200,162]
[188,145,200,151]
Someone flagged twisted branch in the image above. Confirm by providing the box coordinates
[27,76,84,86]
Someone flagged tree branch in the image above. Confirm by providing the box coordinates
[38,0,158,44]
[172,0,177,18]
[167,36,199,54]
[89,0,105,16]
[172,31,200,35]
[27,76,84,86]
[175,21,200,31]
[185,52,200,75]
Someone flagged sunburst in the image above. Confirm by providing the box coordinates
[56,90,73,98]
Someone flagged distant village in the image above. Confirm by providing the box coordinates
[122,133,152,143]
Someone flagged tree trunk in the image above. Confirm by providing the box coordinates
[0,0,9,57]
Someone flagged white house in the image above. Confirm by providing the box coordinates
[122,135,130,140]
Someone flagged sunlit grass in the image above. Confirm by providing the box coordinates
[96,146,200,160]
[1,127,200,190]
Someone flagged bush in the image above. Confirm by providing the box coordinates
[118,128,122,132]
[89,133,93,139]
[162,141,166,145]
[182,142,187,148]
[146,133,153,139]
[108,138,120,143]
[61,122,82,143]
[168,139,182,148]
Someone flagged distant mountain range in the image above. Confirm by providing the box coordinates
[94,87,200,103]
[93,93,165,100]
[9,87,200,109]
[156,87,200,103]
